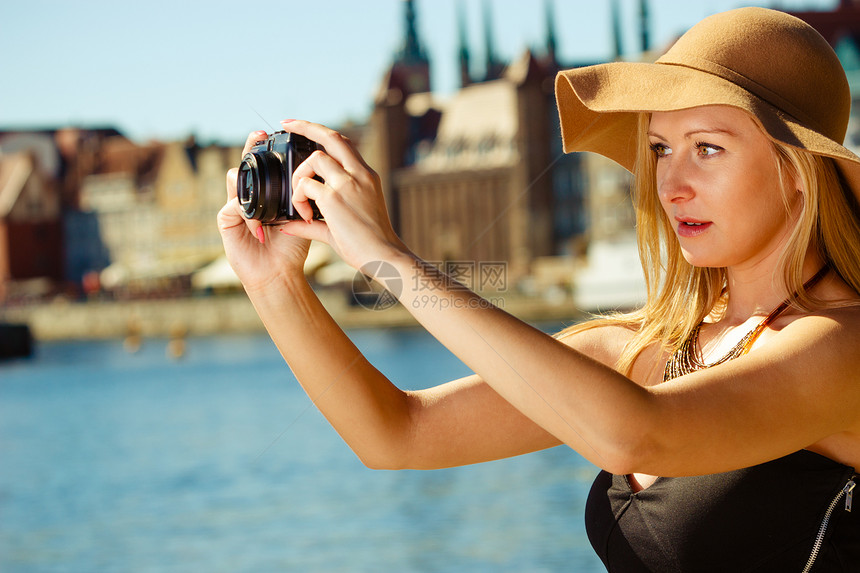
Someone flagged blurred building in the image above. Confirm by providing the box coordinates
[789,0,860,154]
[0,135,64,302]
[5,0,860,306]
[0,128,240,301]
[77,135,238,296]
[360,0,606,288]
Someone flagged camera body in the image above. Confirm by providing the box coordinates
[237,131,322,223]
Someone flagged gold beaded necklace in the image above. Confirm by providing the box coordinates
[662,266,829,382]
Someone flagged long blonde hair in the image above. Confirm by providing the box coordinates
[559,112,860,376]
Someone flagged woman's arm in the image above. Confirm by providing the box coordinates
[240,274,563,470]
[275,120,655,472]
[352,252,658,473]
[279,119,860,477]
[218,131,561,470]
[385,255,860,475]
[644,309,860,475]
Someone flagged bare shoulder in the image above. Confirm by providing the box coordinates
[779,303,860,352]
[749,304,860,413]
[555,320,638,369]
[781,302,860,336]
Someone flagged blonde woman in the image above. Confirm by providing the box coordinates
[219,8,859,571]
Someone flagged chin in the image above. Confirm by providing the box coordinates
[679,248,729,269]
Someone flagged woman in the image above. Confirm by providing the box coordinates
[219,7,859,571]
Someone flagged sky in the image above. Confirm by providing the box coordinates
[0,0,837,147]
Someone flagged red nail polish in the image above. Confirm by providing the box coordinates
[281,119,296,124]
[255,227,265,244]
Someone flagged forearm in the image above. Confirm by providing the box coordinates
[245,275,413,469]
[256,118,655,472]
[383,250,654,471]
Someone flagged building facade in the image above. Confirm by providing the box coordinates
[362,0,597,288]
[4,1,859,305]
[0,127,240,301]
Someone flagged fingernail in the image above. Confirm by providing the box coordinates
[255,227,265,244]
[278,228,294,236]
[280,119,296,124]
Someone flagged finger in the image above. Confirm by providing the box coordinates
[291,175,329,223]
[279,119,369,175]
[226,167,238,201]
[278,219,330,243]
[230,130,268,201]
[250,220,265,244]
[291,149,353,193]
[290,150,349,223]
[218,197,251,235]
[219,196,266,244]
[242,130,269,156]
[225,168,264,242]
[226,131,270,241]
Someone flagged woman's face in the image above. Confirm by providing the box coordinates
[648,106,800,270]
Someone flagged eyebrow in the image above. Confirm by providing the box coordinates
[647,127,739,140]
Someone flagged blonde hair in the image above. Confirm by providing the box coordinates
[560,112,860,376]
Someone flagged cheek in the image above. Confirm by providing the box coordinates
[744,151,795,217]
[729,188,796,252]
[750,171,796,224]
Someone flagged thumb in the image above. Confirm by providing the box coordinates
[277,219,330,243]
[218,198,266,244]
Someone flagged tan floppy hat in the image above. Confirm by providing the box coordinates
[555,6,860,201]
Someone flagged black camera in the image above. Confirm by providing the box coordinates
[237,131,322,223]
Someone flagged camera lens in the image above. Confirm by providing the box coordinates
[236,152,284,223]
[237,162,254,204]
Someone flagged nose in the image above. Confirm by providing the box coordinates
[656,154,696,204]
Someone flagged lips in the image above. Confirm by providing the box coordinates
[676,218,713,238]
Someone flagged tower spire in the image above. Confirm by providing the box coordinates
[398,0,428,64]
[544,0,558,65]
[610,0,623,60]
[457,1,471,87]
[482,0,503,81]
[392,0,431,94]
[639,0,650,54]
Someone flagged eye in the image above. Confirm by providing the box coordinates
[696,142,723,157]
[649,142,671,158]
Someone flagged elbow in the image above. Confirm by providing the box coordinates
[358,458,388,471]
[357,452,406,471]
[598,442,657,476]
[351,435,414,471]
[592,428,662,476]
[357,440,429,471]
[358,393,430,471]
[346,395,419,471]
[592,390,668,475]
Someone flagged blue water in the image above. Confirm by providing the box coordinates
[0,328,604,572]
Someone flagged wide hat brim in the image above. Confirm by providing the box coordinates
[555,61,860,203]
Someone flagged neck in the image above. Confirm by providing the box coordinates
[720,250,825,325]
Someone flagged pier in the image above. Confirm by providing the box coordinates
[2,290,589,342]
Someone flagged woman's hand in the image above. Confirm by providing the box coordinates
[217,131,312,293]
[275,120,409,271]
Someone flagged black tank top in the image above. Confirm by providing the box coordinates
[585,449,858,572]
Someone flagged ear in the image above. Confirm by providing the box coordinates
[784,156,804,196]
[792,169,805,197]
[774,151,805,216]
[779,155,805,201]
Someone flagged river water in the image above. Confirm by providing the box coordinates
[0,327,604,572]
